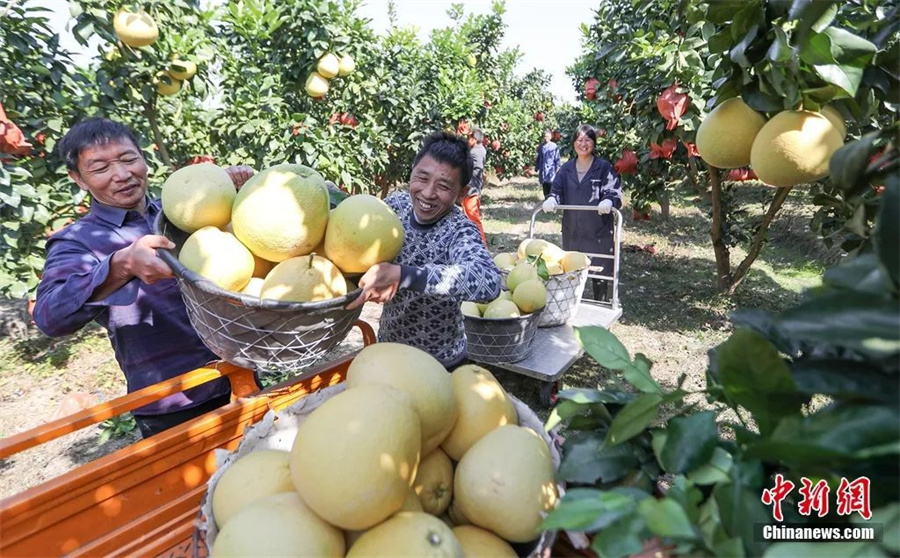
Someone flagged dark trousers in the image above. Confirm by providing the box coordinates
[134,392,231,438]
[541,182,552,198]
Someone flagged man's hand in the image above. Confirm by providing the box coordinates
[597,199,613,215]
[226,165,255,190]
[346,263,402,310]
[120,235,176,284]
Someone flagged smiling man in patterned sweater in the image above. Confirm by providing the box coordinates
[347,132,501,367]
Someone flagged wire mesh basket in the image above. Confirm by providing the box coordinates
[500,268,589,328]
[464,309,543,364]
[153,212,363,374]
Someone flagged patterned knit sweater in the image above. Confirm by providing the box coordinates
[380,191,501,367]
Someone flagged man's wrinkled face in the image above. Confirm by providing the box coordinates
[70,140,148,210]
[409,154,464,224]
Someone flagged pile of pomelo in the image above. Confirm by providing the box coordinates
[161,163,404,303]
[306,53,356,98]
[695,97,846,187]
[209,343,559,557]
[462,238,590,319]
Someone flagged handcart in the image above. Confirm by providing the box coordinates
[489,205,623,406]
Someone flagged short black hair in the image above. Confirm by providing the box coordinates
[58,117,142,172]
[574,124,598,145]
[411,131,473,189]
[471,128,484,142]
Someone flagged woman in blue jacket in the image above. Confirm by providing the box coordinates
[541,124,622,301]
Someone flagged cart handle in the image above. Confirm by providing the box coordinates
[528,205,624,311]
[0,319,377,459]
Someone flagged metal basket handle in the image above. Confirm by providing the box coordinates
[527,205,623,311]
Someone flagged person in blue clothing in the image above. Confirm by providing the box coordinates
[34,117,254,438]
[541,124,622,301]
[535,130,561,199]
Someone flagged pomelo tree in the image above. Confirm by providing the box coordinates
[571,0,898,293]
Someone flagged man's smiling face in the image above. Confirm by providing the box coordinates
[408,154,465,224]
[70,140,148,211]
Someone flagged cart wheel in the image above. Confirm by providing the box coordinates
[538,380,559,407]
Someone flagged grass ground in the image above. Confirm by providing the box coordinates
[0,175,834,497]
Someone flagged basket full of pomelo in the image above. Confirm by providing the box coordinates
[198,343,561,558]
[494,238,591,328]
[153,163,405,373]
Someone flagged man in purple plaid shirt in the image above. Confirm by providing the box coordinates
[33,118,253,438]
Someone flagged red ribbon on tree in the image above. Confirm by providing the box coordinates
[584,77,600,101]
[0,102,32,156]
[614,149,638,175]
[656,84,689,131]
[649,137,678,160]
[725,168,758,181]
[682,141,700,158]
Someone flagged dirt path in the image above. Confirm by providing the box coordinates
[0,175,830,500]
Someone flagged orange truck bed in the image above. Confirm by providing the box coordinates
[0,321,375,558]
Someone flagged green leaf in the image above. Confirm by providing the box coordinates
[746,403,900,465]
[715,329,803,435]
[791,359,899,405]
[767,26,793,63]
[591,512,645,558]
[829,132,880,194]
[789,1,839,42]
[688,447,734,485]
[777,292,900,354]
[876,174,899,289]
[714,482,770,557]
[659,412,718,474]
[607,393,663,446]
[638,498,697,539]
[556,389,636,406]
[575,326,632,371]
[542,489,639,531]
[825,27,878,63]
[729,24,759,67]
[559,432,638,484]
[708,31,734,54]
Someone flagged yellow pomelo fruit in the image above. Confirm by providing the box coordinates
[251,254,274,278]
[482,299,520,319]
[492,252,517,271]
[179,226,254,292]
[213,492,344,558]
[696,97,767,169]
[523,239,549,258]
[750,110,843,187]
[231,164,330,262]
[317,53,340,79]
[113,9,158,47]
[260,254,347,303]
[414,448,454,516]
[324,194,404,274]
[452,525,517,558]
[821,104,847,140]
[461,301,481,317]
[560,251,590,272]
[506,262,539,292]
[306,72,329,97]
[169,59,197,80]
[290,384,421,530]
[512,279,546,313]
[242,277,265,297]
[347,512,464,558]
[515,239,530,259]
[162,163,234,233]
[524,239,563,263]
[455,425,558,543]
[546,261,563,275]
[441,365,517,461]
[346,343,457,455]
[211,450,294,529]
[154,71,182,96]
[338,54,356,76]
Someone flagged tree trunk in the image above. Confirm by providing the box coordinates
[659,189,670,221]
[708,167,732,293]
[686,157,708,200]
[144,101,172,169]
[727,186,793,294]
